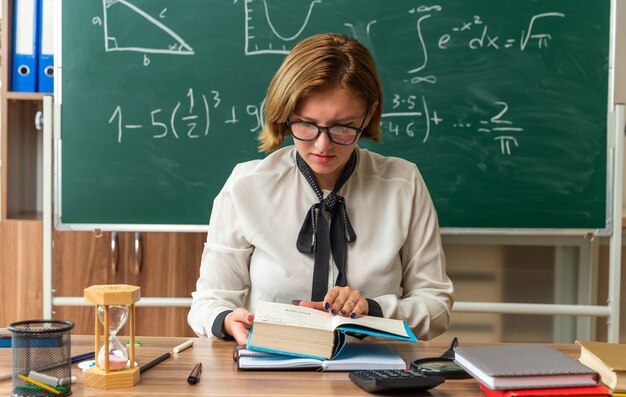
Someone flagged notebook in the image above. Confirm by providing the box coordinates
[454,344,598,390]
[479,383,611,396]
[235,343,406,371]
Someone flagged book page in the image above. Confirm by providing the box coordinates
[254,301,335,331]
[331,313,409,337]
[323,344,406,371]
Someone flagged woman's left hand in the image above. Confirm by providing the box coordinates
[296,286,369,318]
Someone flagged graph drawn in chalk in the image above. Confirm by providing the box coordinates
[102,0,194,55]
[244,0,321,55]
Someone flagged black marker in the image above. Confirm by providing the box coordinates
[187,362,202,385]
[140,352,171,374]
[71,351,95,364]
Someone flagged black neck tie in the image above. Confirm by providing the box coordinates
[296,151,357,301]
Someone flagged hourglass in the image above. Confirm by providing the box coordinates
[84,284,141,389]
[97,305,129,370]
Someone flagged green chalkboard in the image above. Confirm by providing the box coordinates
[59,0,611,230]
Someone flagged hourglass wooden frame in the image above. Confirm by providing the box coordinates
[83,284,141,389]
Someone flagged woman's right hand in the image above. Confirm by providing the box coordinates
[223,308,255,345]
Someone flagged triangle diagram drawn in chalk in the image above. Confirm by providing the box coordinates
[103,0,194,55]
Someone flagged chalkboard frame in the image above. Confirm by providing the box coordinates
[53,0,617,235]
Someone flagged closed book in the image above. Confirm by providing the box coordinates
[576,340,626,392]
[479,383,610,396]
[236,343,406,371]
[247,301,417,360]
[0,337,62,348]
[0,328,9,348]
[454,344,598,390]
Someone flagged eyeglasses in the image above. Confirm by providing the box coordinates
[286,109,370,146]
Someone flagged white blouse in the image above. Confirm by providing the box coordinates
[188,146,454,340]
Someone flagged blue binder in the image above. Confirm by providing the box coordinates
[12,0,39,92]
[37,0,53,93]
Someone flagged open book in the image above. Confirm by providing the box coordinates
[247,301,417,360]
[236,343,406,371]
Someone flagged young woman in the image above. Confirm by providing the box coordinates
[188,33,453,345]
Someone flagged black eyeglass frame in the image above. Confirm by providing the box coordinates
[285,108,370,146]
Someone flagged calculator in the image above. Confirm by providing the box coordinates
[349,369,445,393]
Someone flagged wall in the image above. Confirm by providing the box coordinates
[616,0,625,104]
[0,4,623,341]
[593,0,625,343]
[619,0,626,209]
[446,1,626,344]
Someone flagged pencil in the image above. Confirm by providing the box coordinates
[17,374,62,395]
[140,352,171,374]
[0,355,85,381]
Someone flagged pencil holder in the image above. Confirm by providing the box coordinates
[8,320,74,397]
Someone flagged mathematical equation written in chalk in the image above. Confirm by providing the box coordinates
[100,1,575,156]
[107,88,265,143]
[405,5,564,85]
[108,87,524,156]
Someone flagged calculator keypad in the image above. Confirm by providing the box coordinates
[349,369,445,393]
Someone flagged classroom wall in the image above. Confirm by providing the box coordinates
[0,4,623,342]
[616,0,625,104]
[617,1,626,208]
[443,2,626,344]
[606,0,626,344]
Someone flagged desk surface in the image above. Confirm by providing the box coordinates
[0,336,583,396]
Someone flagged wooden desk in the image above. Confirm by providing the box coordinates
[0,336,583,396]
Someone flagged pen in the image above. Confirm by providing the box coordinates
[187,362,202,385]
[173,339,194,353]
[140,352,171,374]
[71,351,95,364]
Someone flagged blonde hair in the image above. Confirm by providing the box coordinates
[258,33,383,153]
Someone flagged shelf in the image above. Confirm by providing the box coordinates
[6,211,43,221]
[1,96,43,220]
[6,92,45,101]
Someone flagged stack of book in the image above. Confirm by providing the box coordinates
[576,340,626,395]
[453,344,609,397]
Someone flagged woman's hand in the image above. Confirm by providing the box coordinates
[296,286,369,318]
[224,308,254,345]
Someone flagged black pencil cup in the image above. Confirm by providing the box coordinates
[8,320,74,397]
